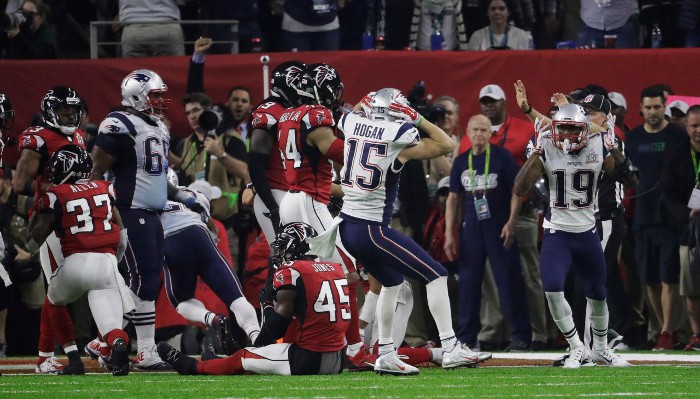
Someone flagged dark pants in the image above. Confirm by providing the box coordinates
[119,209,164,301]
[282,29,340,51]
[598,214,633,334]
[163,225,243,307]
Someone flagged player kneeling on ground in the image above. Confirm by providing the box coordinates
[158,222,350,376]
[26,145,133,376]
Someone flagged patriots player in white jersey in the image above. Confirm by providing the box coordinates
[89,69,206,370]
[513,104,636,368]
[160,171,260,353]
[310,88,492,375]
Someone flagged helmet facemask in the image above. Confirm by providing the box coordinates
[551,121,589,153]
[145,89,170,119]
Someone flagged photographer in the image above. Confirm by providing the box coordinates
[1,0,57,59]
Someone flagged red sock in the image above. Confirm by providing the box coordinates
[37,297,56,364]
[345,281,361,345]
[103,329,129,349]
[397,347,432,366]
[47,302,76,346]
[197,349,245,375]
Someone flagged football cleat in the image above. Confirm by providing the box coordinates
[84,337,108,360]
[374,351,419,376]
[111,338,130,376]
[157,342,199,375]
[347,344,376,372]
[442,342,491,369]
[134,344,173,371]
[562,345,594,369]
[215,315,238,356]
[590,348,631,367]
[200,336,222,361]
[59,360,85,375]
[35,356,64,374]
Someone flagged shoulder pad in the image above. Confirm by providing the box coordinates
[98,112,138,137]
[273,266,301,289]
[302,106,335,129]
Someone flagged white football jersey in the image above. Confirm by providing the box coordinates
[97,110,170,211]
[159,190,209,237]
[538,132,608,233]
[337,111,419,223]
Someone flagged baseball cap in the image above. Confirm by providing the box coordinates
[668,100,689,115]
[479,84,506,101]
[608,92,627,110]
[567,88,590,103]
[188,180,222,201]
[580,94,611,115]
[437,176,450,191]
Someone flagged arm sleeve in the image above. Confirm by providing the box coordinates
[186,58,205,94]
[248,152,279,212]
[94,134,134,158]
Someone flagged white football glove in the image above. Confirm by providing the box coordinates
[604,113,619,150]
[388,101,422,126]
[116,228,128,262]
[531,117,550,155]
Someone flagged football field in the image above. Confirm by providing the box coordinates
[1,353,699,399]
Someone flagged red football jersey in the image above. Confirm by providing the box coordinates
[251,98,289,191]
[273,260,350,352]
[18,125,87,202]
[277,105,336,204]
[38,180,120,258]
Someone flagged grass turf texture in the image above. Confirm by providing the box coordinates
[1,366,698,398]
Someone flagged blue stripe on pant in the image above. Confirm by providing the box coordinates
[119,209,164,301]
[540,228,607,300]
[338,216,446,287]
[163,225,243,307]
[457,216,532,346]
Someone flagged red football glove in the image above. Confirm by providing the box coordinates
[388,101,422,125]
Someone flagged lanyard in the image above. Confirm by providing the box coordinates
[498,119,510,147]
[468,144,490,198]
[488,27,508,48]
[692,148,700,187]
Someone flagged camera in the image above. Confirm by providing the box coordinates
[0,9,34,30]
[406,81,446,124]
[198,109,220,137]
[260,55,270,64]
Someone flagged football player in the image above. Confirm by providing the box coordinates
[276,64,373,370]
[513,104,635,368]
[249,60,305,243]
[26,145,132,376]
[310,88,493,375]
[12,87,87,375]
[161,170,260,353]
[89,69,206,370]
[158,223,349,376]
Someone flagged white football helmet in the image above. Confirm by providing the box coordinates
[360,87,407,122]
[121,69,169,118]
[551,104,590,153]
[166,168,179,187]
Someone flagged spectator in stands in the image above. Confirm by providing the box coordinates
[608,92,629,133]
[625,85,688,350]
[577,0,639,48]
[680,0,700,47]
[660,104,700,351]
[508,0,560,49]
[467,0,531,50]
[408,0,468,50]
[1,0,57,59]
[197,0,262,54]
[280,0,341,51]
[639,0,685,48]
[118,0,185,57]
[444,114,532,352]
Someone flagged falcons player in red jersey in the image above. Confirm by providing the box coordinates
[26,145,132,376]
[159,223,349,376]
[249,61,305,243]
[12,87,87,375]
[276,63,374,370]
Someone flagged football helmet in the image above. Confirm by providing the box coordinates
[49,144,92,185]
[551,104,590,153]
[269,222,318,268]
[270,61,305,107]
[166,168,179,186]
[297,63,344,111]
[41,87,84,135]
[121,69,170,118]
[0,93,14,136]
[360,88,408,122]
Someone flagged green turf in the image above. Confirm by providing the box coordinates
[1,366,698,399]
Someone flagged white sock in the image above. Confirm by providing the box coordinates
[63,344,78,354]
[587,298,609,351]
[359,291,379,324]
[377,284,401,356]
[176,299,209,325]
[347,341,363,357]
[583,301,592,348]
[131,296,156,354]
[545,291,583,348]
[426,277,457,350]
[231,297,261,343]
[430,347,445,363]
[39,351,54,358]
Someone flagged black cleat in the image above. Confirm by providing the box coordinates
[59,360,85,375]
[157,342,198,375]
[200,336,223,361]
[111,338,130,376]
[216,316,240,356]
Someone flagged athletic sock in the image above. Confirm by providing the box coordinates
[426,277,457,350]
[588,298,609,351]
[230,297,261,344]
[546,291,583,348]
[345,281,362,346]
[176,299,209,325]
[377,284,401,356]
[198,350,243,375]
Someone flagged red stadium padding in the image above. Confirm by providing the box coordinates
[1,48,699,165]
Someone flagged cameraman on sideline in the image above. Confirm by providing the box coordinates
[1,0,57,59]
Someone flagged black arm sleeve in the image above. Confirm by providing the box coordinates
[248,152,279,212]
[254,305,292,346]
[186,59,205,93]
[94,134,134,158]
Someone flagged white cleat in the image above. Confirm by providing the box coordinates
[134,344,172,371]
[591,348,632,367]
[442,342,491,369]
[374,351,419,376]
[562,345,594,369]
[35,356,64,374]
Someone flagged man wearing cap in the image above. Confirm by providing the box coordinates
[668,100,689,127]
[626,85,688,350]
[608,92,629,133]
[459,83,549,351]
[445,114,532,352]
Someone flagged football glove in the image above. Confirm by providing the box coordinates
[388,101,422,126]
[604,113,619,150]
[116,228,128,262]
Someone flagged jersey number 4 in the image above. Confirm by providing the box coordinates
[314,278,350,323]
[340,138,387,190]
[66,194,114,235]
[280,128,302,169]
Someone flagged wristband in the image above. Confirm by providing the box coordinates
[522,105,533,114]
[415,115,423,127]
[218,152,228,160]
